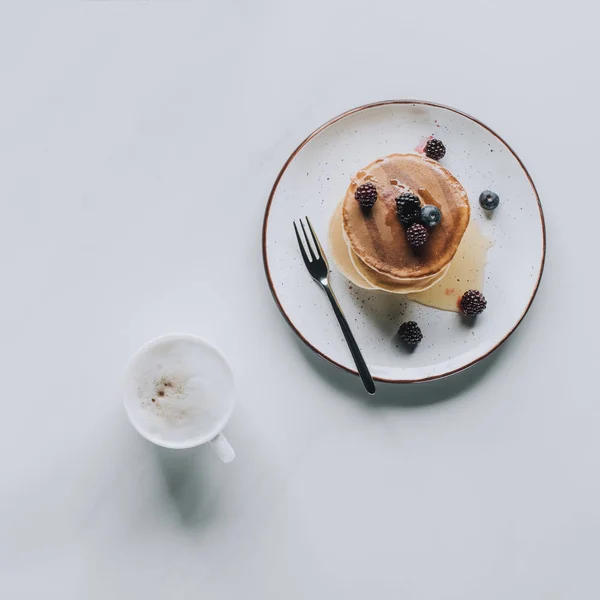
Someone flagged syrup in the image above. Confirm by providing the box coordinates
[407,219,492,312]
[417,187,440,208]
[329,201,492,313]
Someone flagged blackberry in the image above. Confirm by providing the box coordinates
[398,321,423,346]
[425,138,446,160]
[355,182,377,208]
[406,223,428,247]
[395,192,421,225]
[460,290,487,316]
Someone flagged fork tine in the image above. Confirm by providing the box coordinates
[305,217,325,262]
[299,219,317,261]
[293,221,311,268]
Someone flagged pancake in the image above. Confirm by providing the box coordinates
[329,200,449,294]
[342,154,470,279]
[328,203,375,289]
[349,249,450,293]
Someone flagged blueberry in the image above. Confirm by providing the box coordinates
[421,205,441,227]
[479,190,500,211]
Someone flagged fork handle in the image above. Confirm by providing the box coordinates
[324,286,376,395]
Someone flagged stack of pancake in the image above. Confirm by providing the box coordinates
[329,153,470,293]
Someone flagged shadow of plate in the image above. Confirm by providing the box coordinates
[298,334,509,408]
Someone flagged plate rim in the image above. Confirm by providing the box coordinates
[262,100,547,384]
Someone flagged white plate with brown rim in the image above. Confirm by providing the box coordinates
[262,101,546,383]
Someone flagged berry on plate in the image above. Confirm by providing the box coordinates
[460,290,487,316]
[398,321,423,346]
[424,138,446,160]
[479,190,500,211]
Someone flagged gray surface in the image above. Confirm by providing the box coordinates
[0,2,597,599]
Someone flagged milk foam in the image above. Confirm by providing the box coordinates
[124,338,233,445]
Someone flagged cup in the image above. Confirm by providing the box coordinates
[123,333,235,462]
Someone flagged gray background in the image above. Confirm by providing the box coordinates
[0,1,596,598]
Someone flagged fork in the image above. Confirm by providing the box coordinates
[293,217,376,395]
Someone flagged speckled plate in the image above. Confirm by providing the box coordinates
[262,101,545,383]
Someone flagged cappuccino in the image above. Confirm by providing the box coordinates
[123,335,234,448]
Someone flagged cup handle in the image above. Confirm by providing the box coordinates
[209,432,235,463]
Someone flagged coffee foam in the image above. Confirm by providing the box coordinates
[124,338,232,445]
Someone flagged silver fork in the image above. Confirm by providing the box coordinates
[293,217,376,395]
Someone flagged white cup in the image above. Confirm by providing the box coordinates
[123,333,235,463]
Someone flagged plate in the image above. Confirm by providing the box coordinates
[262,101,546,383]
